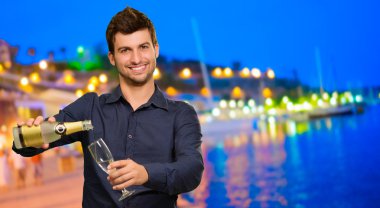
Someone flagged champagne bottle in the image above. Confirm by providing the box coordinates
[13,120,93,149]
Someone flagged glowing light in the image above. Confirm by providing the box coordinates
[251,68,261,78]
[243,106,250,114]
[89,76,99,86]
[302,101,312,110]
[323,92,329,100]
[87,83,96,92]
[239,67,250,78]
[4,61,12,69]
[200,87,210,97]
[77,46,84,54]
[212,67,223,78]
[75,89,84,97]
[0,64,4,73]
[223,67,233,78]
[64,71,75,85]
[229,110,236,119]
[332,91,338,98]
[39,60,48,70]
[266,68,275,79]
[268,108,277,115]
[179,68,192,79]
[212,108,221,117]
[228,100,237,108]
[330,97,337,106]
[219,100,227,108]
[248,99,255,107]
[262,87,272,98]
[265,98,273,106]
[20,77,29,86]
[99,73,108,83]
[286,102,294,111]
[237,100,245,108]
[317,99,324,107]
[257,106,264,113]
[311,94,318,101]
[340,97,347,104]
[29,72,41,83]
[166,86,178,96]
[231,86,244,99]
[268,116,276,124]
[355,95,363,103]
[282,96,289,103]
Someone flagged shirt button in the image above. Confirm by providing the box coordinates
[128,134,133,139]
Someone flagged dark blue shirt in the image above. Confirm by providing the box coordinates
[13,85,204,208]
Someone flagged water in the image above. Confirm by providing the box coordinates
[183,105,380,208]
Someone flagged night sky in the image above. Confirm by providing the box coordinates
[1,0,379,90]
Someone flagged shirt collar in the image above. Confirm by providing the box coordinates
[105,84,168,111]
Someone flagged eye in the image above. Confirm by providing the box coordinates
[141,44,149,49]
[119,48,129,53]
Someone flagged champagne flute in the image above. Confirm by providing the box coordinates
[88,138,135,201]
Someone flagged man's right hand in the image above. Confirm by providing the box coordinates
[17,116,56,149]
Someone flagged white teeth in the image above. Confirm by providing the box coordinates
[130,65,145,71]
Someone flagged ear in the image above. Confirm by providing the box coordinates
[154,44,159,58]
[108,52,115,66]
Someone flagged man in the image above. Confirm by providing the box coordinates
[13,7,204,207]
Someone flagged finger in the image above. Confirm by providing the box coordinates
[34,116,44,126]
[108,160,128,170]
[26,118,35,127]
[113,177,136,190]
[108,166,129,181]
[48,117,56,122]
[42,143,50,149]
[111,171,134,186]
[16,121,25,127]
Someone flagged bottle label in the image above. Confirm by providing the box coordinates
[54,123,67,135]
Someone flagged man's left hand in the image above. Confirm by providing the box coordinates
[107,159,148,190]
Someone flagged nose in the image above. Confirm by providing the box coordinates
[130,51,142,64]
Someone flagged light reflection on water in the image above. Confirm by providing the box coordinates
[183,106,380,208]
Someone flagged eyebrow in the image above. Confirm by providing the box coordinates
[116,42,151,52]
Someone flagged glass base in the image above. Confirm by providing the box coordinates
[119,189,135,201]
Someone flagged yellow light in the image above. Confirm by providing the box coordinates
[166,86,178,96]
[29,72,41,83]
[231,86,244,99]
[286,102,294,111]
[200,87,210,97]
[4,61,11,69]
[251,68,261,78]
[223,67,234,78]
[39,60,48,70]
[89,76,99,86]
[266,68,275,79]
[239,67,250,78]
[332,91,338,98]
[64,71,75,85]
[179,68,192,79]
[212,67,223,78]
[87,83,96,92]
[20,77,29,86]
[330,97,337,106]
[262,87,272,98]
[0,64,4,73]
[153,68,161,80]
[99,73,108,83]
[75,89,84,97]
[229,110,236,119]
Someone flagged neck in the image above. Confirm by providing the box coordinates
[119,80,155,111]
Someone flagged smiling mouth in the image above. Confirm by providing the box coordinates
[128,64,147,73]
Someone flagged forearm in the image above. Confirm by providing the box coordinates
[143,154,204,195]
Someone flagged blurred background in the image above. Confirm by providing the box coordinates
[1,0,380,207]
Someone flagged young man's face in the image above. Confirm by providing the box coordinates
[108,28,159,86]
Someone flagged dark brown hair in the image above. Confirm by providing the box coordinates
[106,7,158,54]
